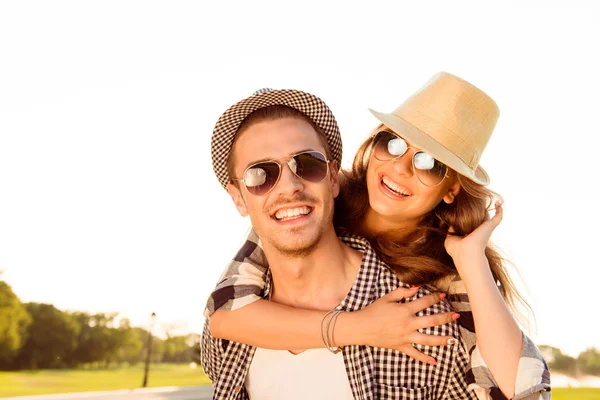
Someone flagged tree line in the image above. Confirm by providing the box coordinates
[540,345,600,377]
[3,276,600,375]
[0,278,200,371]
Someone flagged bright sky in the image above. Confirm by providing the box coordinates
[1,1,598,357]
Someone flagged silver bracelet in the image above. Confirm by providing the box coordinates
[322,309,344,354]
[320,310,336,350]
[329,311,343,354]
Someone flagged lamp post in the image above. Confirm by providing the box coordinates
[142,312,156,388]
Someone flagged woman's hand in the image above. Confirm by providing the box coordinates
[350,286,459,365]
[444,200,503,268]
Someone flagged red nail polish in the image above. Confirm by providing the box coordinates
[452,313,460,320]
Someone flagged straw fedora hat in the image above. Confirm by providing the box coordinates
[369,72,499,185]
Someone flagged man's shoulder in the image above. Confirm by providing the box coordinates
[338,233,372,251]
[338,234,396,279]
[337,234,453,314]
[338,233,408,285]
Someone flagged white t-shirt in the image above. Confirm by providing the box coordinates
[245,347,354,400]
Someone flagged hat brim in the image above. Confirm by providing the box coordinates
[212,89,343,189]
[369,109,490,186]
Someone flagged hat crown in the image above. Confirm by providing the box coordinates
[392,72,499,169]
[211,89,343,190]
[252,88,274,96]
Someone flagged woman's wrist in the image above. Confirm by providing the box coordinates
[330,310,369,347]
[453,253,491,281]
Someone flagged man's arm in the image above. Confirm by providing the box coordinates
[204,228,268,319]
[200,319,222,383]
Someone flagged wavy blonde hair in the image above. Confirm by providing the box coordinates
[333,126,532,321]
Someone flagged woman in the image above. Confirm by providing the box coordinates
[205,72,550,399]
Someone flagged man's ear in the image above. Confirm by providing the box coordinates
[329,160,340,198]
[442,179,461,204]
[227,183,249,217]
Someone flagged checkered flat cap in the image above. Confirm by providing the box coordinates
[211,88,343,189]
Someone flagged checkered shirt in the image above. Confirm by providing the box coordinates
[202,234,483,400]
[203,229,551,400]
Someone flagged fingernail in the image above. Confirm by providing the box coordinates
[409,286,419,289]
[439,293,446,299]
[447,338,458,345]
[428,359,438,366]
[452,313,460,320]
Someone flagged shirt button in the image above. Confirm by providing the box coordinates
[235,386,242,392]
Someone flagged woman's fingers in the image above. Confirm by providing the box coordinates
[406,292,445,314]
[411,311,459,331]
[381,286,420,302]
[397,344,438,365]
[409,331,458,347]
[490,200,503,226]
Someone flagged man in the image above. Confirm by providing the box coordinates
[202,88,475,400]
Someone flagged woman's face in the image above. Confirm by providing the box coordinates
[364,128,460,232]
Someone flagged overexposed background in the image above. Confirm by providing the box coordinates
[1,0,598,357]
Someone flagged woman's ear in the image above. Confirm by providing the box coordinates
[442,180,461,204]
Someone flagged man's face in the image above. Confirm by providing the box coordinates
[227,117,339,257]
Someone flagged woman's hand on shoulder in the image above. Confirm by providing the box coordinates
[351,286,459,365]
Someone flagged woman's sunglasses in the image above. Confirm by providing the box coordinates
[371,131,449,187]
[233,150,330,196]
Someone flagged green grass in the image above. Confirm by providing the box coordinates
[1,367,599,399]
[552,388,600,399]
[0,363,211,397]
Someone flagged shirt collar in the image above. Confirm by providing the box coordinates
[262,234,385,311]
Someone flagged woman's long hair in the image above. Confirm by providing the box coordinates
[334,128,532,320]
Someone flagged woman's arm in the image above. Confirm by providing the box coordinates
[445,202,530,398]
[210,286,459,365]
[207,228,458,365]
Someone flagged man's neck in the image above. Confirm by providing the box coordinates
[262,230,362,311]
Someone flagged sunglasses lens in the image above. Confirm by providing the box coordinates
[292,151,328,182]
[414,152,447,186]
[243,162,280,195]
[373,132,407,160]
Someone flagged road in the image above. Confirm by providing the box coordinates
[1,386,213,400]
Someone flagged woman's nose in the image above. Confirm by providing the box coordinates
[391,150,414,177]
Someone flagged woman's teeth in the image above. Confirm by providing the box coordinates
[382,176,411,196]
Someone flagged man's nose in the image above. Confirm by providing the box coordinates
[273,162,304,195]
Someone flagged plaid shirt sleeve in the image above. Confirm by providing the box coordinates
[200,319,222,383]
[203,228,269,318]
[436,275,551,400]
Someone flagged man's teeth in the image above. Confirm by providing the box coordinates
[275,206,311,221]
[382,176,411,196]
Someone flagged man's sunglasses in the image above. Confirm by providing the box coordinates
[371,131,449,187]
[233,150,330,196]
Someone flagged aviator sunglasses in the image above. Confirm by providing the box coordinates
[233,150,330,196]
[371,131,449,187]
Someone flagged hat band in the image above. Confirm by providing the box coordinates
[390,110,480,169]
